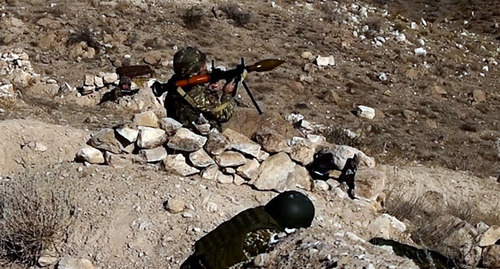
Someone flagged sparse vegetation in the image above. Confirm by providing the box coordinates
[183,6,205,29]
[0,177,73,266]
[67,26,100,52]
[219,4,252,27]
[321,127,364,149]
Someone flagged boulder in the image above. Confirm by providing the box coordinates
[137,127,167,149]
[75,146,104,164]
[159,117,183,136]
[115,126,139,143]
[88,128,122,154]
[201,165,218,181]
[139,147,168,163]
[329,145,375,169]
[167,128,207,152]
[367,213,407,240]
[286,165,313,191]
[189,148,215,168]
[478,225,500,247]
[253,127,288,153]
[204,130,230,156]
[163,154,199,176]
[223,128,261,158]
[215,151,247,167]
[353,167,386,201]
[164,198,185,214]
[236,158,260,180]
[288,137,316,165]
[133,111,159,128]
[250,152,296,191]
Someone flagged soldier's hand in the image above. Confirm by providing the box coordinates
[223,79,235,94]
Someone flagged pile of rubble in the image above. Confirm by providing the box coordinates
[76,110,383,200]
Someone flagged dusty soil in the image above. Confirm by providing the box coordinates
[0,0,499,268]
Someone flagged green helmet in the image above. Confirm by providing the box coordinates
[264,191,315,229]
[173,46,207,78]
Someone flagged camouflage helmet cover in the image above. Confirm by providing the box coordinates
[173,46,207,78]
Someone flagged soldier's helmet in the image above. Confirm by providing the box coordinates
[173,46,207,78]
[264,190,315,229]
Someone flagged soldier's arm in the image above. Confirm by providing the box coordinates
[190,85,236,122]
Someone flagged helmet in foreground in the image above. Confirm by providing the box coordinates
[264,190,315,229]
[173,46,207,78]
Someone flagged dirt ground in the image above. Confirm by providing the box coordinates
[0,0,499,268]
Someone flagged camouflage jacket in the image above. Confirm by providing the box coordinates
[165,80,236,130]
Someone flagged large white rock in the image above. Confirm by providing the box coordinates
[353,167,386,201]
[88,128,122,154]
[236,158,260,180]
[250,152,296,191]
[215,151,247,167]
[217,171,233,184]
[133,111,159,128]
[201,165,218,181]
[356,105,375,119]
[137,127,167,149]
[189,148,215,168]
[159,117,183,136]
[163,154,199,176]
[329,145,375,169]
[140,147,168,163]
[103,72,118,84]
[288,137,316,165]
[479,225,500,247]
[167,128,207,152]
[115,126,139,143]
[76,146,104,164]
[223,128,261,158]
[0,83,14,98]
[316,55,335,66]
[367,213,407,239]
[204,131,230,155]
[286,165,313,191]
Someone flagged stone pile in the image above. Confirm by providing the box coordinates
[79,72,120,95]
[76,110,382,199]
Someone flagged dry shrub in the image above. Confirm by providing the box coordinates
[219,4,252,27]
[319,1,342,22]
[321,127,364,149]
[67,26,100,52]
[183,6,205,29]
[0,177,73,266]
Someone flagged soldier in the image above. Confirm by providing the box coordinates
[153,46,236,130]
[180,190,315,269]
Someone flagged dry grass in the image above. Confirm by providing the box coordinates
[321,127,364,149]
[0,177,73,266]
[219,4,253,27]
[183,6,205,29]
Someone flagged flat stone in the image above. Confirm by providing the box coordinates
[250,152,296,191]
[137,127,167,149]
[479,225,500,247]
[204,130,230,155]
[356,105,376,119]
[201,165,218,181]
[353,167,386,201]
[140,147,168,163]
[316,55,335,66]
[189,148,215,168]
[88,128,122,154]
[215,151,247,167]
[115,126,139,143]
[84,74,95,86]
[163,154,199,176]
[217,171,233,184]
[159,117,182,136]
[104,152,133,168]
[289,137,316,165]
[253,127,289,153]
[233,174,246,185]
[313,180,330,192]
[57,257,96,269]
[223,128,261,158]
[133,111,159,128]
[167,128,207,152]
[75,146,104,164]
[236,158,260,180]
[38,254,59,267]
[94,76,104,88]
[103,72,118,84]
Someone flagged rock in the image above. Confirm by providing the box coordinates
[367,213,407,240]
[414,47,427,56]
[88,128,122,154]
[204,131,230,155]
[194,123,211,135]
[75,146,104,164]
[356,105,376,119]
[323,89,341,104]
[139,147,168,163]
[0,83,15,98]
[328,145,376,169]
[189,149,215,168]
[223,167,236,174]
[316,55,335,66]
[201,165,218,181]
[159,117,183,136]
[94,76,104,88]
[115,126,139,143]
[353,167,386,201]
[137,127,167,149]
[253,127,289,153]
[217,171,233,184]
[81,85,95,95]
[144,54,161,65]
[223,128,261,158]
[164,198,185,213]
[236,158,260,180]
[301,51,314,60]
[167,128,207,152]
[478,225,500,247]
[103,72,119,84]
[84,75,95,86]
[286,165,313,191]
[482,245,500,268]
[472,90,486,103]
[215,151,247,167]
[257,150,270,162]
[38,254,58,267]
[104,152,133,168]
[30,83,60,97]
[162,154,199,176]
[250,152,296,191]
[234,174,246,185]
[288,137,316,165]
[57,257,96,269]
[313,180,330,191]
[133,111,159,128]
[431,85,447,101]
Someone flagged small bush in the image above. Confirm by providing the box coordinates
[67,26,100,52]
[0,178,73,266]
[183,6,205,29]
[321,127,364,149]
[219,4,252,27]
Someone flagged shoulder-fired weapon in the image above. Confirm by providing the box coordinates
[153,58,285,114]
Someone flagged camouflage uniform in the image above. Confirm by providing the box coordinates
[164,46,236,130]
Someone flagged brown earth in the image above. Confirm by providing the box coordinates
[0,0,499,268]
